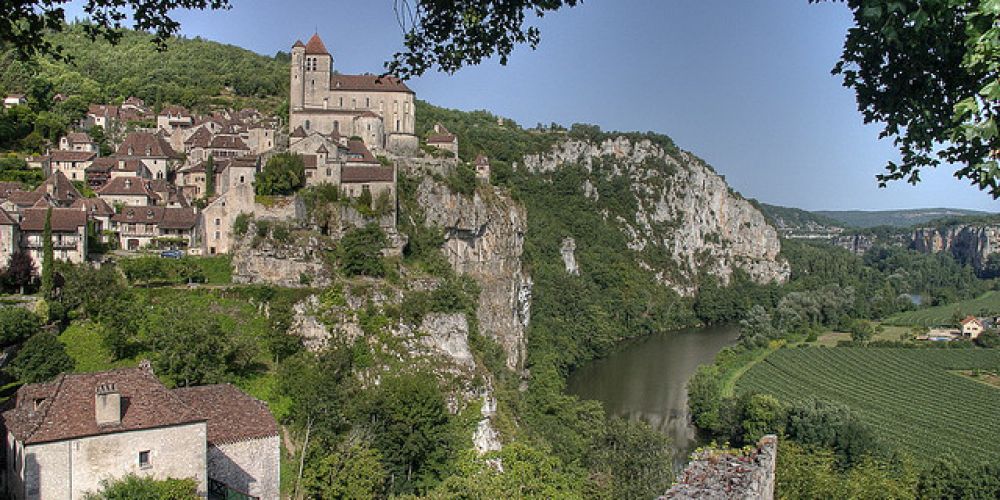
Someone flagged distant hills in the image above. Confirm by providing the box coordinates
[813,208,994,229]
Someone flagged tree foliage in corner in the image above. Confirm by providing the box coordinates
[817,0,1000,197]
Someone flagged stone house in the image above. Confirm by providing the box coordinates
[3,95,26,109]
[0,366,280,500]
[200,184,255,255]
[157,105,194,134]
[85,158,117,189]
[960,316,985,339]
[289,33,417,153]
[0,208,18,267]
[474,155,491,181]
[48,151,96,182]
[97,177,160,207]
[116,132,180,180]
[18,208,88,266]
[36,172,83,208]
[71,198,114,242]
[58,133,98,153]
[427,124,458,156]
[84,104,120,130]
[111,206,198,250]
[217,157,257,195]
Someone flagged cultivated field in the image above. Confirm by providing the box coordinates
[884,291,1000,327]
[736,347,1000,463]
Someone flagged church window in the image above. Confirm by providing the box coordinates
[394,101,398,113]
[396,119,400,132]
[334,121,339,132]
[305,120,310,130]
[339,97,344,107]
[365,97,370,108]
[326,168,332,176]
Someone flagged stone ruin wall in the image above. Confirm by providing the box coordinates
[661,435,777,500]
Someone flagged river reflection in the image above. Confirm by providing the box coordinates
[565,325,739,465]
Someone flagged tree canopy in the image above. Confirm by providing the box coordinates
[817,0,1000,197]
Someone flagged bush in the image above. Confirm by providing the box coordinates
[84,474,199,500]
[0,307,41,347]
[445,163,477,196]
[7,332,74,383]
[233,212,252,237]
[976,330,1000,348]
[339,224,387,277]
[256,153,305,195]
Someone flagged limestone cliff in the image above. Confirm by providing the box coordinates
[523,137,789,295]
[416,178,531,371]
[912,224,1000,272]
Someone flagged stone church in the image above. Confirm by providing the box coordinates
[289,34,418,154]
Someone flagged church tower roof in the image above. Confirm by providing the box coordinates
[304,33,330,55]
[292,40,305,48]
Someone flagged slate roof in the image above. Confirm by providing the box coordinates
[427,133,457,144]
[290,126,307,138]
[36,171,83,205]
[0,182,25,199]
[345,139,377,164]
[173,384,279,445]
[1,367,204,445]
[88,104,119,118]
[87,157,118,172]
[341,166,394,183]
[0,207,15,225]
[96,176,157,198]
[6,191,47,209]
[64,132,93,144]
[330,74,413,94]
[304,33,330,55]
[184,127,213,148]
[18,208,87,232]
[116,132,179,158]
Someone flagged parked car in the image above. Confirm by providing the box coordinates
[160,249,184,259]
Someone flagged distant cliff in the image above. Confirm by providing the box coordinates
[523,137,789,295]
[912,224,1000,271]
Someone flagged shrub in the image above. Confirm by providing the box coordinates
[7,332,74,384]
[255,153,305,195]
[233,212,252,237]
[445,163,477,196]
[339,224,387,277]
[0,307,41,347]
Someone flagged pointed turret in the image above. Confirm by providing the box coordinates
[304,33,329,55]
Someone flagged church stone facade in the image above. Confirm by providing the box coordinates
[289,34,418,154]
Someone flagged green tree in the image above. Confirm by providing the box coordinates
[339,224,387,277]
[204,155,215,196]
[302,434,387,500]
[144,305,254,387]
[817,0,1000,197]
[84,474,199,500]
[0,307,42,347]
[849,319,877,344]
[7,332,74,383]
[425,442,584,499]
[738,393,786,444]
[1,250,35,294]
[40,206,54,299]
[585,418,673,499]
[738,304,775,349]
[255,153,305,196]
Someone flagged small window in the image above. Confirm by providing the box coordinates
[215,218,221,226]
[215,231,220,240]
[139,450,151,468]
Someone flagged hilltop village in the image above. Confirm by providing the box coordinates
[0,33,485,269]
[0,34,494,500]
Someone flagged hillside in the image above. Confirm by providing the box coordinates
[755,202,845,239]
[815,208,993,228]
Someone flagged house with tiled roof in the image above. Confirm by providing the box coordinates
[17,207,88,266]
[0,207,18,267]
[116,132,181,180]
[475,154,491,181]
[427,123,458,156]
[0,365,279,500]
[3,95,26,109]
[111,206,198,250]
[71,197,114,239]
[289,33,418,154]
[48,150,96,182]
[35,171,82,207]
[57,132,97,154]
[156,105,194,133]
[97,177,159,207]
[960,316,985,339]
[84,104,120,129]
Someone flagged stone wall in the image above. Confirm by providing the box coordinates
[208,436,280,500]
[18,422,207,500]
[661,435,777,500]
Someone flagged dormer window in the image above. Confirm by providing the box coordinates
[127,147,134,156]
[146,210,154,219]
[33,398,45,410]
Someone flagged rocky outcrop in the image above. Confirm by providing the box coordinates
[912,224,1000,272]
[231,223,332,287]
[561,237,580,275]
[523,138,789,295]
[417,179,531,371]
[418,313,476,372]
[662,435,777,500]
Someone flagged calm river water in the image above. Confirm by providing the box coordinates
[566,324,739,464]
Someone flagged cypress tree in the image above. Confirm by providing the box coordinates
[40,207,54,299]
[205,155,215,197]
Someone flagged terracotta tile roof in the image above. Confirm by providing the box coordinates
[0,207,15,225]
[475,155,490,167]
[209,135,249,150]
[65,132,92,144]
[301,154,318,168]
[113,206,196,230]
[1,367,204,445]
[50,150,96,162]
[330,74,413,94]
[19,207,87,232]
[345,139,377,163]
[87,157,118,172]
[88,104,119,118]
[173,384,278,445]
[7,190,47,208]
[304,33,329,55]
[341,165,394,183]
[292,39,305,48]
[427,133,456,144]
[184,127,213,148]
[290,126,307,138]
[71,198,114,217]
[315,144,329,154]
[961,316,983,327]
[0,181,25,198]
[97,176,156,197]
[36,171,83,204]
[356,111,380,119]
[117,132,179,158]
[160,105,191,117]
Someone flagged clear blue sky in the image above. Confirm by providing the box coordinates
[86,0,1000,211]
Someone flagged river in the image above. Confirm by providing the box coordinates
[565,324,739,464]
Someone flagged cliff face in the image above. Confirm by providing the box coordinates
[416,178,531,371]
[911,224,1000,270]
[523,138,789,295]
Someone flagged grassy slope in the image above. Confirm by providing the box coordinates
[885,291,1000,327]
[737,347,1000,463]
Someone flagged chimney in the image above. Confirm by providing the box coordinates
[95,383,121,426]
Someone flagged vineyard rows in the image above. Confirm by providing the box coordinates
[885,291,1000,327]
[735,347,1000,464]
